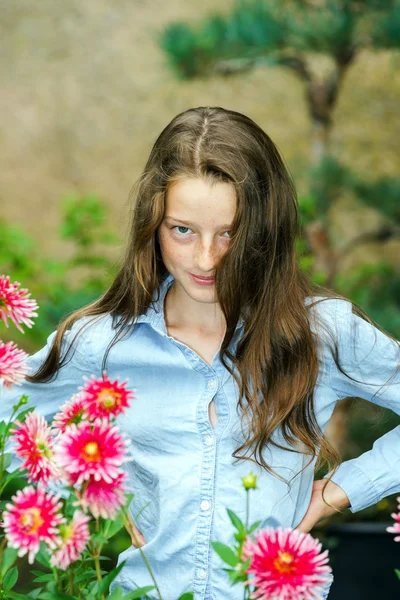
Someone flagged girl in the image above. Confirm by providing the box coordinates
[2,106,400,599]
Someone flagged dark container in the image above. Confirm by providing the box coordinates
[325,522,400,599]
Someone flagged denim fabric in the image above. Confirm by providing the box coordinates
[1,272,399,599]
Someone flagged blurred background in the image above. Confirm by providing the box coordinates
[1,0,400,597]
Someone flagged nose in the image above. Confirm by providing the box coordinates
[194,237,220,274]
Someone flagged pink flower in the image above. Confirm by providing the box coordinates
[50,510,91,570]
[242,526,332,600]
[76,472,127,519]
[0,340,30,389]
[53,393,89,433]
[386,509,400,542]
[0,274,38,333]
[11,412,62,485]
[79,370,135,420]
[3,486,65,564]
[55,418,130,486]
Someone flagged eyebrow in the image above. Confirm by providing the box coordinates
[165,216,233,229]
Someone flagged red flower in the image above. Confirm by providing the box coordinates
[55,418,130,486]
[3,486,65,564]
[242,526,332,600]
[79,370,135,420]
[50,510,91,570]
[11,412,62,485]
[386,496,400,542]
[0,340,30,389]
[53,393,89,433]
[76,472,127,519]
[0,274,38,332]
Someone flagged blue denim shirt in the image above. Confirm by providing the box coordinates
[1,272,399,599]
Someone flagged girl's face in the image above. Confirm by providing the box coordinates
[158,177,237,304]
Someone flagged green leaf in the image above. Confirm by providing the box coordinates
[177,594,194,600]
[1,546,18,577]
[2,453,12,469]
[5,592,27,600]
[106,586,124,600]
[97,562,126,597]
[33,573,55,583]
[104,516,125,539]
[35,545,51,568]
[37,593,79,600]
[3,565,18,591]
[395,568,400,580]
[226,509,244,532]
[123,587,157,599]
[28,588,43,599]
[43,591,79,600]
[210,541,240,567]
[14,406,35,423]
[247,519,262,534]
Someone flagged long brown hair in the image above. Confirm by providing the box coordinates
[27,106,400,514]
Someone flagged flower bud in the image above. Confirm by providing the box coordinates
[241,471,257,490]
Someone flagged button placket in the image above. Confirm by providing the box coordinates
[207,378,217,390]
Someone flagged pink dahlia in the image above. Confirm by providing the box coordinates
[0,274,38,333]
[3,486,65,564]
[53,393,88,433]
[79,370,135,420]
[11,411,62,485]
[242,526,332,600]
[50,510,91,570]
[0,340,30,389]
[55,418,130,487]
[386,497,400,541]
[76,472,127,519]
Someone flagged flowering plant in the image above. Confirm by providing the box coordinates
[386,496,400,582]
[0,274,333,600]
[0,274,172,600]
[210,472,333,600]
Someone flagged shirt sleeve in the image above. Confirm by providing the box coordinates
[323,298,400,513]
[0,317,98,473]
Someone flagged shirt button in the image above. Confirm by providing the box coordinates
[207,379,216,390]
[200,500,211,511]
[197,568,207,579]
[205,436,214,446]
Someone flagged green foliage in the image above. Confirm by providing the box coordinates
[0,193,119,352]
[370,3,400,48]
[159,0,400,78]
[159,0,286,79]
[334,261,400,336]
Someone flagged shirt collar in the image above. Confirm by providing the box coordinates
[131,273,245,336]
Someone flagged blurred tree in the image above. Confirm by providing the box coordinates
[160,0,400,162]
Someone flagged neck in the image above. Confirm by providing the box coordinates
[164,282,226,334]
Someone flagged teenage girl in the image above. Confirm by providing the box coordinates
[2,106,399,599]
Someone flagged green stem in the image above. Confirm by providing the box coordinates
[69,564,75,595]
[0,536,7,585]
[245,489,249,531]
[90,541,105,600]
[0,436,6,497]
[121,506,164,600]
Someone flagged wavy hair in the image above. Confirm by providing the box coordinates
[27,106,400,515]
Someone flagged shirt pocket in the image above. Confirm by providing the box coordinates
[125,460,160,545]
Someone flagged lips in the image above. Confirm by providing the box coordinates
[190,274,215,280]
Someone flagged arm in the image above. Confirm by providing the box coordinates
[323,299,400,513]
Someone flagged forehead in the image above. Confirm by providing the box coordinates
[165,177,236,223]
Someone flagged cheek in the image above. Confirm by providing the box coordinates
[158,231,188,264]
